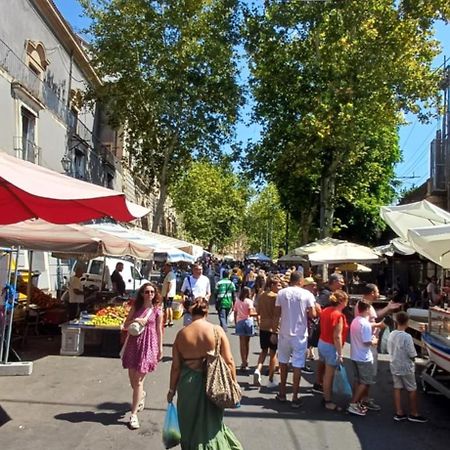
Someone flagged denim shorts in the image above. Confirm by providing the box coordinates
[235,318,254,336]
[318,339,339,367]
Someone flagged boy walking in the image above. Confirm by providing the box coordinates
[387,312,428,423]
[348,302,378,416]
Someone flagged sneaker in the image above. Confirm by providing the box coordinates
[266,379,278,389]
[168,322,174,327]
[129,414,140,429]
[312,383,323,394]
[137,391,146,412]
[393,414,407,421]
[301,365,314,375]
[408,415,428,423]
[347,403,367,416]
[253,370,262,387]
[361,399,381,411]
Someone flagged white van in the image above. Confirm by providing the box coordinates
[80,257,150,294]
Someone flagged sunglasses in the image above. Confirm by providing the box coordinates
[144,290,155,294]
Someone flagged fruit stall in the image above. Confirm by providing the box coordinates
[60,304,130,357]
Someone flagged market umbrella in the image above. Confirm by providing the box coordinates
[373,237,415,257]
[247,252,272,262]
[407,225,450,269]
[277,254,307,263]
[308,242,383,265]
[380,200,450,240]
[336,262,372,273]
[0,152,149,224]
[291,237,347,256]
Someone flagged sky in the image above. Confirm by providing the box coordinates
[54,0,450,191]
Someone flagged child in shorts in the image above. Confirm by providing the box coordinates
[348,301,378,416]
[387,311,427,423]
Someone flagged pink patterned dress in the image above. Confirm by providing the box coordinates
[122,306,162,374]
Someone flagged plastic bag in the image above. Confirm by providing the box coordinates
[228,310,235,324]
[162,403,181,449]
[173,302,183,321]
[332,364,352,398]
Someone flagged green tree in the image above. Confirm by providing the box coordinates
[243,183,287,258]
[170,161,248,251]
[244,0,449,241]
[80,0,242,232]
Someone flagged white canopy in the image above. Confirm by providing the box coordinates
[0,220,154,259]
[277,254,307,263]
[86,223,196,263]
[380,200,450,240]
[373,237,416,257]
[291,238,347,256]
[407,225,450,269]
[308,242,383,265]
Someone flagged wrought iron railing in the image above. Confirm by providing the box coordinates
[13,136,41,163]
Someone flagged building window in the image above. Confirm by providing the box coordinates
[25,40,49,80]
[21,106,37,162]
[74,149,86,179]
[106,172,114,189]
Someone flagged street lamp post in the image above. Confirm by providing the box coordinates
[61,154,72,175]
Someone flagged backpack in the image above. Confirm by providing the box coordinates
[230,274,241,289]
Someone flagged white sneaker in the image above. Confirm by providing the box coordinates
[267,379,278,389]
[129,413,140,429]
[347,403,366,416]
[253,370,262,386]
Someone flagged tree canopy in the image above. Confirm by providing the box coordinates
[80,0,242,232]
[169,160,248,251]
[244,0,449,243]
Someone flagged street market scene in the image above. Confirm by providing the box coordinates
[1,1,450,449]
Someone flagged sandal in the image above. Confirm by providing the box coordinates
[137,391,146,412]
[275,394,287,403]
[291,398,303,409]
[129,413,140,429]
[323,401,342,412]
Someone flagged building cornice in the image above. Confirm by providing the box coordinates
[30,0,102,87]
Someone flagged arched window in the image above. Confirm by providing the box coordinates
[25,40,49,79]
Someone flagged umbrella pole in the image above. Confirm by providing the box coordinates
[0,250,12,363]
[3,246,20,363]
[26,250,33,309]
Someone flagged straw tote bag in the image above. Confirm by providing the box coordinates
[205,326,242,409]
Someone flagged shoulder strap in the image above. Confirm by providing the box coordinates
[213,326,221,356]
[143,307,153,321]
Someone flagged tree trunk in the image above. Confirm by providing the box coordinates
[319,152,339,238]
[152,140,175,233]
[300,204,316,244]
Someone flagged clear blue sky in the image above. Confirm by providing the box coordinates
[54,0,449,191]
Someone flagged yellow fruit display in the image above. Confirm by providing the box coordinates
[84,305,130,327]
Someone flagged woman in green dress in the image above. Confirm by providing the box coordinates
[167,297,243,450]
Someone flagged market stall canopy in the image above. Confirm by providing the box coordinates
[246,252,272,262]
[86,223,195,263]
[291,238,347,256]
[380,200,450,240]
[373,237,415,257]
[0,220,154,259]
[0,152,149,224]
[308,242,383,265]
[277,254,307,263]
[336,262,372,273]
[407,225,450,269]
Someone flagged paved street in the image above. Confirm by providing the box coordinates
[1,312,449,450]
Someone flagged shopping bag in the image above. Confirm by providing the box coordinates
[173,302,183,321]
[332,364,352,398]
[228,310,235,325]
[162,403,181,449]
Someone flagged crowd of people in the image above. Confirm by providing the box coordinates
[119,259,429,449]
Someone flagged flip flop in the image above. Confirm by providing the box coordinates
[275,394,287,403]
[323,401,342,412]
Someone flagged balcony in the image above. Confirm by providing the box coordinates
[13,136,41,163]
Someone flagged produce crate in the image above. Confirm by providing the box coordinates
[60,326,85,356]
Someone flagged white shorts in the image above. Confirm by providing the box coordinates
[278,335,307,368]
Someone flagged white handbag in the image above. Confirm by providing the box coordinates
[128,307,153,336]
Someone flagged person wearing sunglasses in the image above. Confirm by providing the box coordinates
[122,282,163,429]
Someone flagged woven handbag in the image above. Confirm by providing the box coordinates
[205,326,242,409]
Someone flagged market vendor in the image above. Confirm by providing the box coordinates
[111,262,126,296]
[68,265,85,320]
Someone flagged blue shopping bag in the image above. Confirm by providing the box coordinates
[162,403,181,449]
[332,364,352,398]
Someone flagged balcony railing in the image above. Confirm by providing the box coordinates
[13,136,41,163]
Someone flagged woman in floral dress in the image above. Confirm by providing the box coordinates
[122,282,163,429]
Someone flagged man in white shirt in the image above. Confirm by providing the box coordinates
[180,263,211,326]
[161,262,177,327]
[68,265,85,320]
[271,272,316,408]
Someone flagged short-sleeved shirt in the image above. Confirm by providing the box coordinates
[161,271,176,298]
[387,330,417,375]
[181,274,211,299]
[319,307,348,345]
[256,291,278,332]
[355,301,378,336]
[215,279,236,309]
[350,316,373,362]
[275,286,315,338]
[234,298,254,322]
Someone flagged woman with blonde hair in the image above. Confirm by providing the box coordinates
[317,289,349,411]
[167,297,243,449]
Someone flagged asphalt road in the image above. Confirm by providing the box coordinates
[1,311,449,450]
